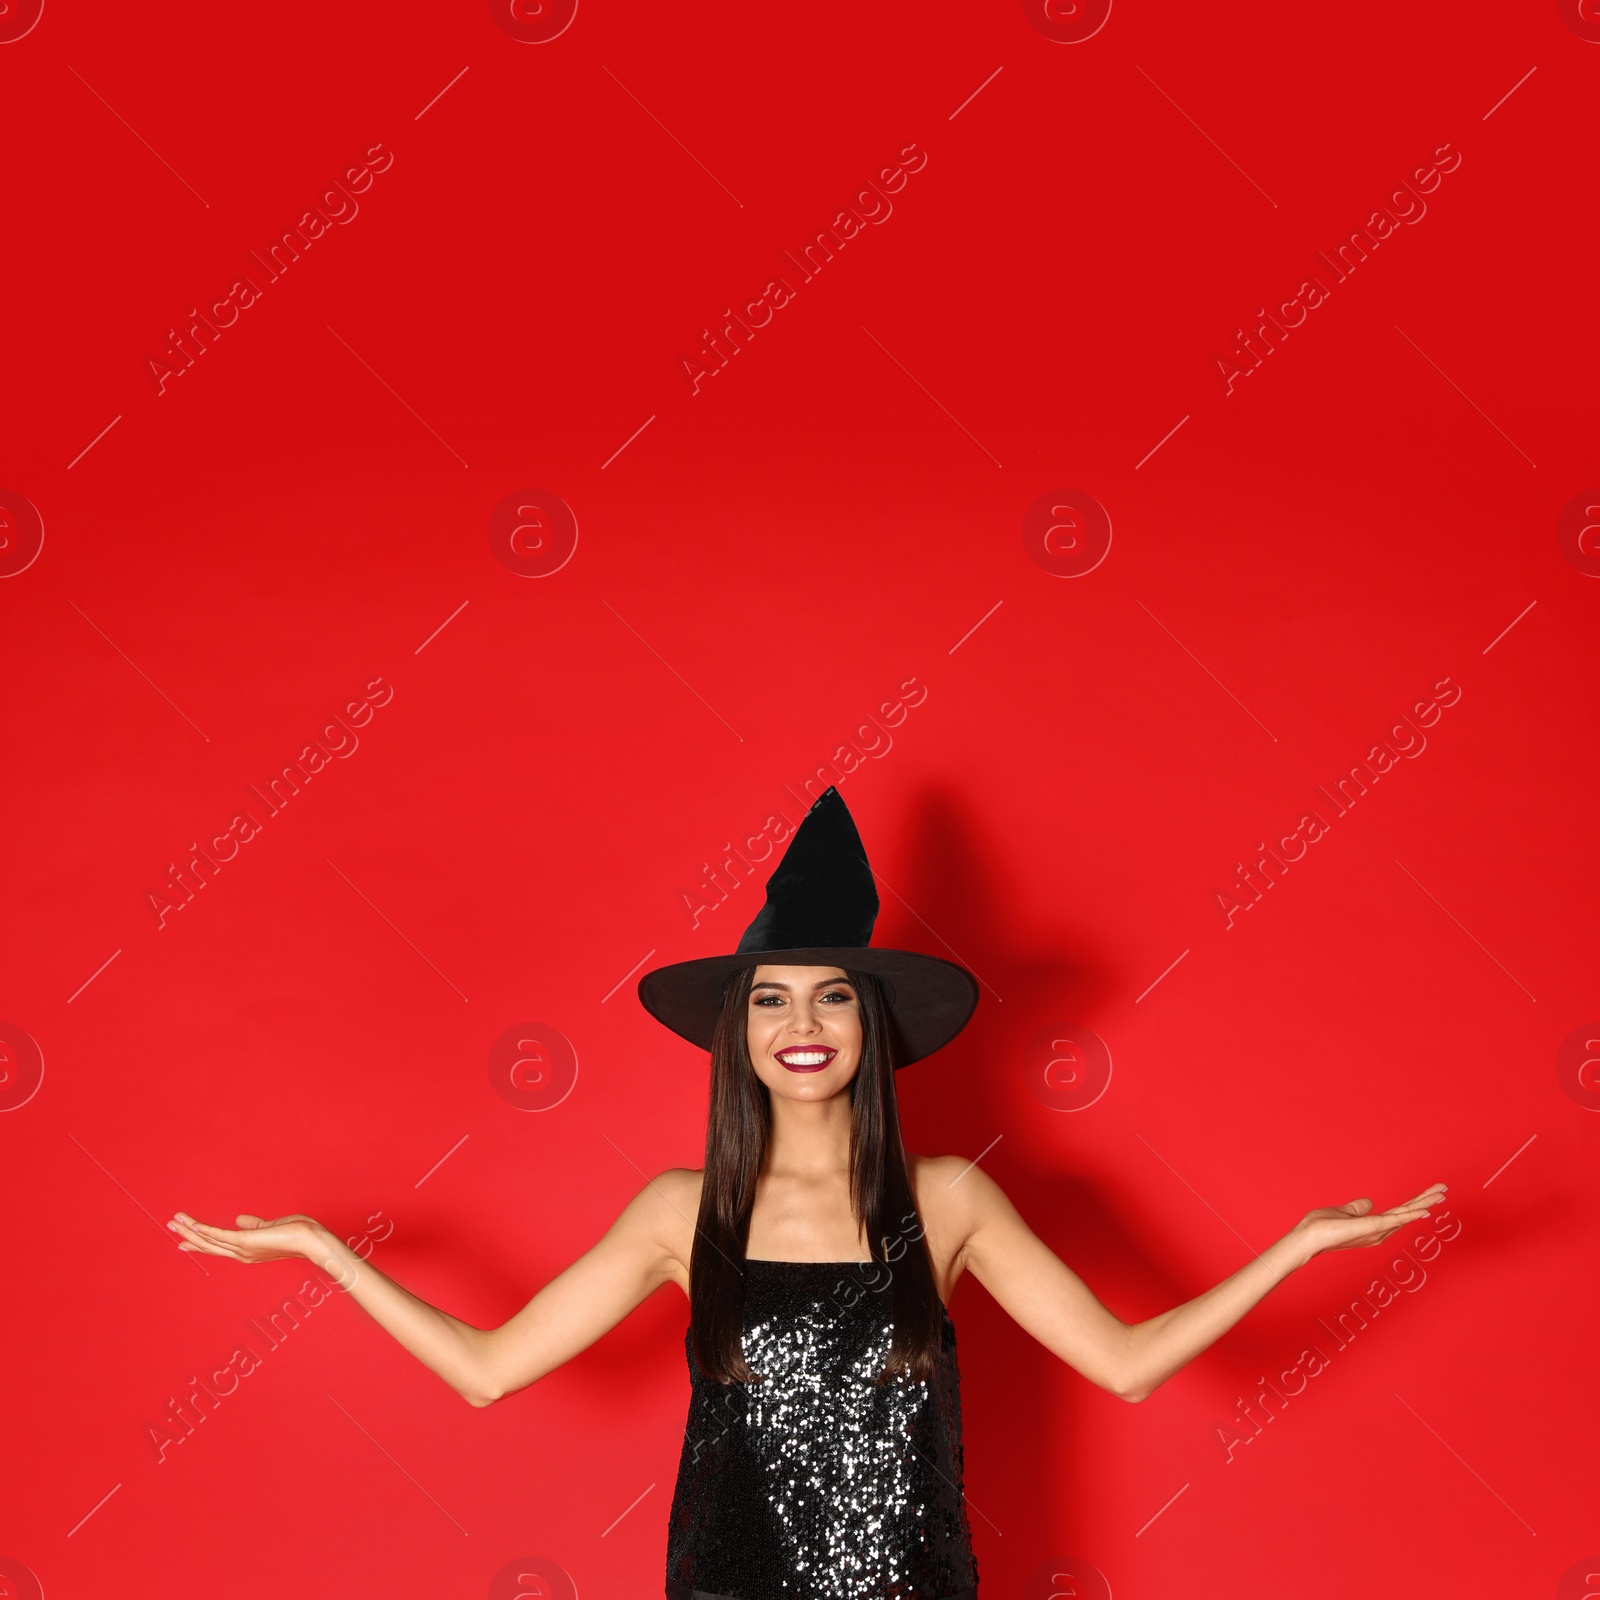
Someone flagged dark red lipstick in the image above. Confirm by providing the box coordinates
[774,1045,837,1073]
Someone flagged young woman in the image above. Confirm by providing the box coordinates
[167,789,1446,1600]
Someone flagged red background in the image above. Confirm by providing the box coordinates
[3,1,1596,1596]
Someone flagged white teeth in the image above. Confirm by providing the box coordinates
[780,1050,831,1065]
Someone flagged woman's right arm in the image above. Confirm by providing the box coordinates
[168,1169,695,1408]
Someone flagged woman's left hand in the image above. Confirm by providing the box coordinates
[1295,1182,1449,1259]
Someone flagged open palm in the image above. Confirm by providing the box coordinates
[168,1210,320,1266]
[1298,1182,1448,1256]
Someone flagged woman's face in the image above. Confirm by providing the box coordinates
[746,964,863,1102]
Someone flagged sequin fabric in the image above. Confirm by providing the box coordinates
[664,1259,979,1600]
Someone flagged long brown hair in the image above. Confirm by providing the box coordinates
[688,964,943,1386]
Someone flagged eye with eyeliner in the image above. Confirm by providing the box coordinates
[751,987,855,1008]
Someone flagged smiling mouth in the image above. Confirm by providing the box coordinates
[774,1046,837,1072]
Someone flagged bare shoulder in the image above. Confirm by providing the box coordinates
[620,1167,702,1293]
[907,1152,1014,1289]
[640,1165,704,1210]
[909,1152,1011,1227]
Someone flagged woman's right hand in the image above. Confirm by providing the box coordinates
[168,1173,696,1407]
[168,1210,324,1267]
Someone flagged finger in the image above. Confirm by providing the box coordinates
[169,1217,247,1258]
[1324,1208,1423,1241]
[168,1216,221,1250]
[1361,1207,1431,1236]
[176,1213,247,1247]
[175,1236,241,1255]
[1363,1210,1424,1231]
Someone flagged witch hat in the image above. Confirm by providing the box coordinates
[637,787,978,1065]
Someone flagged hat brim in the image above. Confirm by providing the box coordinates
[636,947,979,1066]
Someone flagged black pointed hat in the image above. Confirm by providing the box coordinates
[637,787,978,1065]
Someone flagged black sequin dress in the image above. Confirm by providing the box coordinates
[665,1259,980,1600]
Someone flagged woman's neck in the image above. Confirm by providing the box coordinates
[762,1089,853,1178]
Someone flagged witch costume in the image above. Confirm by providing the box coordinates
[638,787,982,1600]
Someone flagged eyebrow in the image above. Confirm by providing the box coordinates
[750,978,855,993]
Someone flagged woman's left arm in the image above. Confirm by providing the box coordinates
[943,1161,1447,1403]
